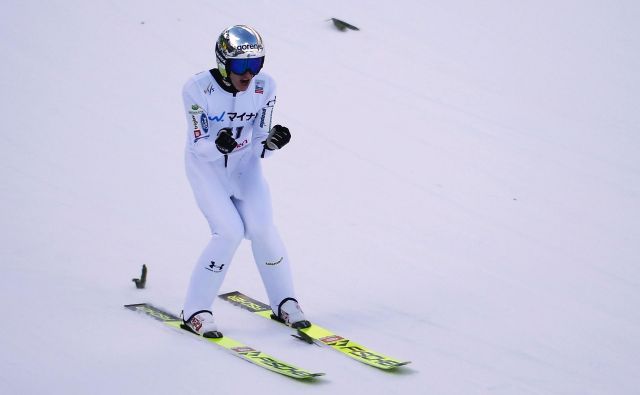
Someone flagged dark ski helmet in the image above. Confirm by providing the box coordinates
[215,25,265,78]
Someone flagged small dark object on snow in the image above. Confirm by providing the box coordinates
[329,18,359,32]
[132,264,147,289]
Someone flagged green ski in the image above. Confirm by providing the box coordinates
[125,303,324,380]
[218,291,411,370]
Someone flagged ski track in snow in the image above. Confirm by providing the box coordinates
[1,1,639,394]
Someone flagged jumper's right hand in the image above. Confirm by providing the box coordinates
[215,130,237,154]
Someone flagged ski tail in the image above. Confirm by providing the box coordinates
[219,291,274,318]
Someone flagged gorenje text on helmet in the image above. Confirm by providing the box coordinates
[237,44,263,51]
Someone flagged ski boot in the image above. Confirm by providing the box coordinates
[181,310,223,338]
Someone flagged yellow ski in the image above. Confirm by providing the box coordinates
[219,291,411,370]
[125,303,324,380]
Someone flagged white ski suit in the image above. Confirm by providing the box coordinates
[181,69,296,321]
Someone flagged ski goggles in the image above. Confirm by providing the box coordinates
[227,57,265,75]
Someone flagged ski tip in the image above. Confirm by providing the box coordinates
[295,372,325,379]
[384,361,412,369]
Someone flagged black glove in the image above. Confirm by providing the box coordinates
[265,125,291,150]
[215,129,237,154]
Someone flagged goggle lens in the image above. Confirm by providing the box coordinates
[227,57,264,75]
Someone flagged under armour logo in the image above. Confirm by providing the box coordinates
[265,257,283,266]
[206,261,225,273]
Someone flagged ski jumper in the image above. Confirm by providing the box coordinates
[181,69,295,320]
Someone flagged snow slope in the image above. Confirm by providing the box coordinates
[1,0,639,394]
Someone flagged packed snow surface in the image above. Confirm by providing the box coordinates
[1,1,639,394]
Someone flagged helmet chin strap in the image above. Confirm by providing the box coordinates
[221,73,233,87]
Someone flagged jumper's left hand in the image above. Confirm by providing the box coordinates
[265,125,291,150]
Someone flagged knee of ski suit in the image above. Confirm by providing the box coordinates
[205,211,245,248]
[244,222,280,243]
